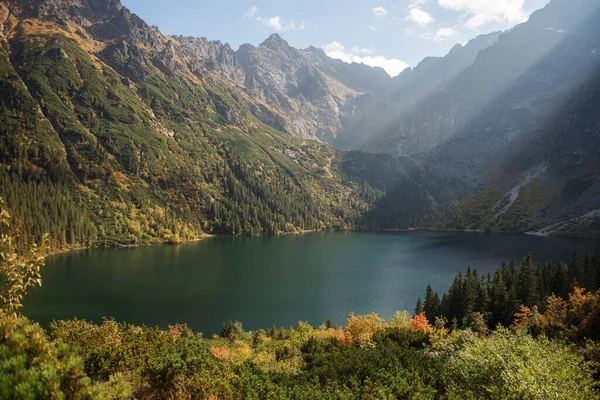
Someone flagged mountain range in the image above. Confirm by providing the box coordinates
[1,0,599,249]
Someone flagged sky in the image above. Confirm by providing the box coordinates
[120,0,552,76]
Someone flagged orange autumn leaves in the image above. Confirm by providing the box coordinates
[206,288,600,369]
[411,312,434,333]
[313,311,434,347]
[344,312,385,345]
[210,345,231,362]
[209,311,435,363]
[343,311,433,346]
[511,287,600,338]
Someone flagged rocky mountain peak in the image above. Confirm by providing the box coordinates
[306,45,327,58]
[11,0,122,22]
[259,33,290,52]
[6,0,160,44]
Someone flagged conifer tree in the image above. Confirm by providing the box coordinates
[415,297,424,315]
[423,284,440,321]
[583,251,595,290]
[569,250,584,287]
[518,253,540,308]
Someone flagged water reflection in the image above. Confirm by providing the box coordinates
[24,231,595,335]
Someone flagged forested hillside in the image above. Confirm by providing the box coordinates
[0,0,439,250]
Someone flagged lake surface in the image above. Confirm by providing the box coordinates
[24,231,596,335]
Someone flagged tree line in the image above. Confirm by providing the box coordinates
[416,249,600,337]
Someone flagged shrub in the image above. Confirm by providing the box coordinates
[345,312,384,345]
[0,199,47,317]
[442,328,597,399]
[220,320,244,342]
[0,315,131,399]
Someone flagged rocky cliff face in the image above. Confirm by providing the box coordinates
[173,35,245,85]
[236,35,356,141]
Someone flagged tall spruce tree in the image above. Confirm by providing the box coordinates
[583,251,595,290]
[415,297,424,315]
[518,253,540,308]
[569,250,584,287]
[423,284,440,320]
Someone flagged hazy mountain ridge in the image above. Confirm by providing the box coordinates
[339,32,502,151]
[344,0,600,238]
[420,0,600,236]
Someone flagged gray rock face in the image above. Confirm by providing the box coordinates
[157,32,394,142]
[235,34,364,140]
[174,36,245,86]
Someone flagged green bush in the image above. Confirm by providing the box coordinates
[0,316,131,399]
[440,328,598,399]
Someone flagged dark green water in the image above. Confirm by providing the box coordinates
[24,231,595,335]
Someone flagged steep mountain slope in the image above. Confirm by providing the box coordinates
[0,0,434,249]
[338,0,600,238]
[411,0,599,155]
[166,32,392,144]
[383,0,598,158]
[348,32,501,152]
[417,0,600,236]
[236,35,358,142]
[234,34,393,143]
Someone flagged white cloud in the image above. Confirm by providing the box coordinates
[372,7,388,18]
[256,16,306,32]
[409,8,434,26]
[324,41,409,77]
[438,0,528,29]
[545,26,566,34]
[435,27,456,41]
[244,6,306,32]
[243,6,258,19]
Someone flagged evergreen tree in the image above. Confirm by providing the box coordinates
[518,254,540,308]
[415,297,424,315]
[552,259,570,299]
[489,270,508,327]
[569,250,584,287]
[463,266,481,316]
[425,250,600,331]
[423,284,440,321]
[583,251,595,290]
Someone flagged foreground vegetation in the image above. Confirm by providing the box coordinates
[4,309,599,399]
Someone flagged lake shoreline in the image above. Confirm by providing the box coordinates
[44,225,597,259]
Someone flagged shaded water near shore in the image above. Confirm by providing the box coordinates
[24,231,596,335]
